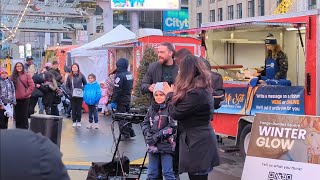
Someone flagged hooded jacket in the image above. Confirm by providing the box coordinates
[0,129,70,180]
[111,58,133,105]
[83,80,102,105]
[142,102,177,154]
[0,77,16,105]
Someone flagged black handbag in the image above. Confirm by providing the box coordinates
[31,88,44,98]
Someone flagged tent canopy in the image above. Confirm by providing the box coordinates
[71,24,136,57]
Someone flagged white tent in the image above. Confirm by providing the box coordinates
[71,24,136,83]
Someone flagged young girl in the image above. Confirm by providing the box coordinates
[142,82,177,180]
[83,74,101,129]
[98,81,109,116]
[0,69,16,129]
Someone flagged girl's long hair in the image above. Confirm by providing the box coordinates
[12,62,25,83]
[172,55,212,104]
[266,44,283,59]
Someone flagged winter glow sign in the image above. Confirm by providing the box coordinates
[111,0,180,10]
[242,113,320,180]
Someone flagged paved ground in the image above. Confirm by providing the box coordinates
[9,112,244,180]
[59,113,244,180]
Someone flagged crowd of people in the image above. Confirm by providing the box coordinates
[0,41,224,180]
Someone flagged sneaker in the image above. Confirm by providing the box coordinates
[87,123,93,129]
[72,122,77,127]
[94,123,99,129]
[77,122,82,127]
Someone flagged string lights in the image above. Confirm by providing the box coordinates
[0,0,31,45]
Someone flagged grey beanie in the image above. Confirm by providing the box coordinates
[153,82,165,95]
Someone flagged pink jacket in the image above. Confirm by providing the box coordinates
[99,87,109,104]
[12,73,35,100]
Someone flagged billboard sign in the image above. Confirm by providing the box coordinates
[163,8,189,32]
[111,0,180,10]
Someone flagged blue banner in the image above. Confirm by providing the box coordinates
[217,86,305,115]
[162,8,189,32]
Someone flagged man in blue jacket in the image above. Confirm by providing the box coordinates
[110,58,135,139]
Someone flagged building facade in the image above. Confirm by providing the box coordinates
[189,0,319,28]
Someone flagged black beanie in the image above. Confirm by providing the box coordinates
[265,33,277,45]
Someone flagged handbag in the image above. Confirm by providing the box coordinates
[71,76,83,98]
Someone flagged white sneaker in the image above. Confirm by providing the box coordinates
[72,122,77,127]
[77,122,82,127]
[94,123,99,129]
[87,123,93,129]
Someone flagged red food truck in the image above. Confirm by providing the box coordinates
[172,10,320,156]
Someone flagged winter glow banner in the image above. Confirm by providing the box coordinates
[242,113,320,180]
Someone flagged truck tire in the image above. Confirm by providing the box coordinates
[239,124,252,157]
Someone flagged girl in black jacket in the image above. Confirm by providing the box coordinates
[142,82,177,180]
[42,72,58,115]
[164,55,220,180]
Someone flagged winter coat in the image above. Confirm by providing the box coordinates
[48,68,63,85]
[106,74,115,99]
[0,129,70,180]
[31,73,45,98]
[140,62,179,95]
[83,81,102,105]
[42,79,58,106]
[261,50,288,80]
[99,87,109,104]
[65,73,87,97]
[111,59,133,105]
[167,88,220,174]
[0,78,16,105]
[142,103,177,154]
[12,72,35,100]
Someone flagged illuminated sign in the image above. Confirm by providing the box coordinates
[111,0,180,10]
[163,8,189,31]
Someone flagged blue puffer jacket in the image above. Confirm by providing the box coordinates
[83,81,102,105]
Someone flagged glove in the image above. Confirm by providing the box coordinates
[4,104,13,118]
[110,102,117,110]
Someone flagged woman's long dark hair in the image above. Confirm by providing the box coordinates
[71,63,81,76]
[172,55,212,104]
[12,62,25,83]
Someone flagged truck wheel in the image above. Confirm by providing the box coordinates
[239,124,252,157]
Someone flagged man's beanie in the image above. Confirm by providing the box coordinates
[153,82,165,95]
[265,33,277,45]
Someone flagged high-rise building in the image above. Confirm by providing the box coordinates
[189,0,319,28]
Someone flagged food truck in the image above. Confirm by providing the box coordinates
[172,10,320,156]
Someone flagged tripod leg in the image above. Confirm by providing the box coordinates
[138,150,148,178]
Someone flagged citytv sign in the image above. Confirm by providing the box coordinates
[163,8,189,32]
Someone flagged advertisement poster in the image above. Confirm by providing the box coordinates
[242,113,320,180]
[163,8,189,32]
[111,0,180,10]
[217,86,305,115]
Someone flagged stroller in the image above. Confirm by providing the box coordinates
[60,85,71,115]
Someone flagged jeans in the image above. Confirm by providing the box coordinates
[71,97,83,122]
[88,105,98,123]
[148,153,176,180]
[14,98,30,129]
[38,97,44,114]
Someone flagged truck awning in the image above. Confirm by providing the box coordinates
[168,21,304,34]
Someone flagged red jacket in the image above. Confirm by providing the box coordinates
[12,73,35,100]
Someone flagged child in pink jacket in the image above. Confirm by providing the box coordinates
[99,81,109,116]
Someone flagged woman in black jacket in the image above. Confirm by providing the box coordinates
[66,63,87,127]
[163,55,220,180]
